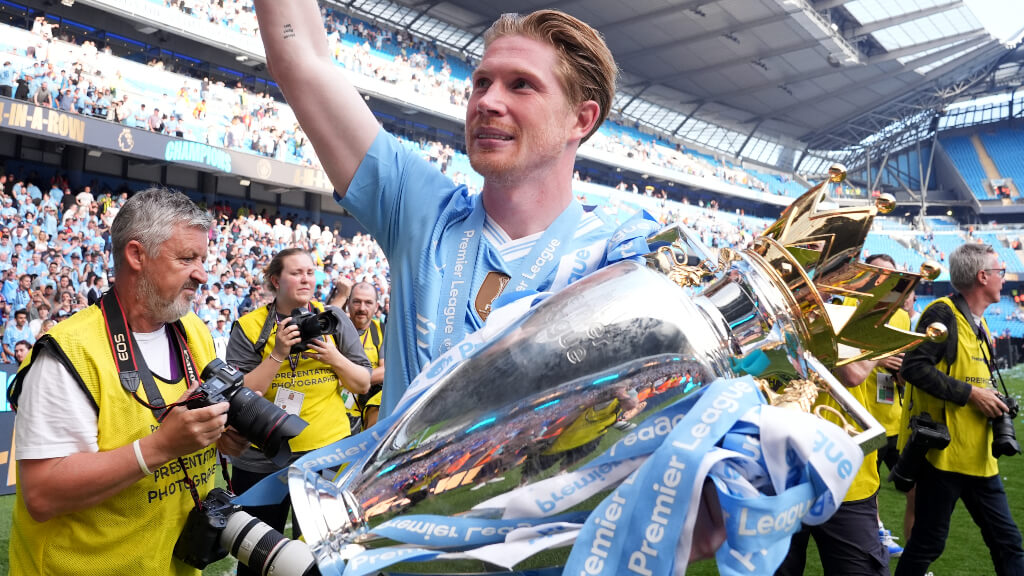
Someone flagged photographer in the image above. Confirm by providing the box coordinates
[224,247,370,574]
[776,255,903,576]
[895,243,1024,576]
[347,281,386,428]
[7,188,229,576]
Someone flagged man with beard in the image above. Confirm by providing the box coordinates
[348,281,385,428]
[7,188,231,576]
[254,3,654,418]
[9,273,32,317]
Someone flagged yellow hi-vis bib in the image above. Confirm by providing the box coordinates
[236,302,351,452]
[815,375,879,501]
[865,308,910,436]
[900,296,998,477]
[10,307,218,576]
[359,319,384,419]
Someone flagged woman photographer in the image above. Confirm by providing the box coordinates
[222,248,370,573]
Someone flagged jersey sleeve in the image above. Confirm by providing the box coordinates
[337,127,462,257]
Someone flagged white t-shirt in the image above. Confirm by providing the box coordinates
[16,327,172,460]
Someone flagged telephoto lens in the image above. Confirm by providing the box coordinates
[221,510,319,576]
[991,394,1021,458]
[227,386,309,466]
[174,488,320,573]
[193,359,309,466]
[889,412,950,492]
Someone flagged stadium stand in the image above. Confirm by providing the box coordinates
[3,6,1024,576]
[981,129,1024,195]
[941,134,992,199]
[0,6,798,203]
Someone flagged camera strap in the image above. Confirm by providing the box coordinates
[251,302,277,353]
[99,288,201,420]
[973,306,1010,397]
[99,287,205,510]
[253,300,321,373]
[951,293,1012,399]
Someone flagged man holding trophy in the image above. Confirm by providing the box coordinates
[241,1,949,573]
[252,1,659,420]
[232,173,943,576]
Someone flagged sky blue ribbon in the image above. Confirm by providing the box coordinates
[370,511,590,549]
[432,198,582,355]
[563,376,763,576]
[235,373,858,576]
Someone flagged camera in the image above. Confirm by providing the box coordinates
[174,488,318,575]
[889,411,951,492]
[187,359,308,466]
[288,307,340,355]
[992,393,1021,458]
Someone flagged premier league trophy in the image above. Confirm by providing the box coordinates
[234,169,945,575]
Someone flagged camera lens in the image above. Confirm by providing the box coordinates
[194,360,309,465]
[290,309,341,354]
[991,413,1021,458]
[221,510,318,576]
[228,387,308,466]
[313,311,339,334]
[889,441,926,493]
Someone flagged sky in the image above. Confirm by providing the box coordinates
[964,0,1024,43]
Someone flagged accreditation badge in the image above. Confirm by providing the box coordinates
[340,388,356,410]
[875,372,895,404]
[275,387,305,416]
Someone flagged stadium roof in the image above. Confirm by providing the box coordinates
[339,0,1024,170]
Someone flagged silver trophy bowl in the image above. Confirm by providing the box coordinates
[282,180,943,574]
[289,249,889,573]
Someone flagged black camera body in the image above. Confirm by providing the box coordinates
[174,488,238,568]
[187,358,308,466]
[174,488,318,574]
[992,393,1021,458]
[187,358,245,406]
[889,411,951,492]
[288,307,340,355]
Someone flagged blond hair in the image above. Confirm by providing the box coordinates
[484,10,617,143]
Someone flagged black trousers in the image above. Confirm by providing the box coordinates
[776,493,889,576]
[894,462,1024,576]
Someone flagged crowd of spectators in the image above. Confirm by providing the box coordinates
[5,3,1024,362]
[0,2,801,199]
[916,232,950,263]
[3,15,319,167]
[0,162,778,365]
[589,132,781,196]
[0,173,391,364]
[168,0,260,36]
[4,161,1024,363]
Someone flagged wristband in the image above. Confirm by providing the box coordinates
[269,352,285,363]
[132,439,152,476]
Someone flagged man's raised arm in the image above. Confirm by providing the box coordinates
[254,0,380,195]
